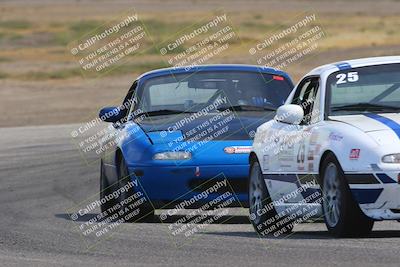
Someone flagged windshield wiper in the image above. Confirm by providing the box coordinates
[217,105,276,112]
[331,102,400,112]
[134,109,195,118]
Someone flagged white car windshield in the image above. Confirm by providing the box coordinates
[327,63,400,115]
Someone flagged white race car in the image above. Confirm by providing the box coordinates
[249,56,400,237]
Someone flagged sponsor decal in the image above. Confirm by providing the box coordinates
[329,132,343,141]
[335,62,352,70]
[309,131,318,145]
[349,149,360,160]
[307,150,314,160]
[272,75,284,81]
[195,166,200,177]
[223,146,252,154]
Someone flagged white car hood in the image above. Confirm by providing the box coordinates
[329,113,400,145]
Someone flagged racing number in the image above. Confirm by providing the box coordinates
[297,143,305,164]
[336,72,359,84]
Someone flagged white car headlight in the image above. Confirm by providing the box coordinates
[382,153,400,163]
[153,151,191,160]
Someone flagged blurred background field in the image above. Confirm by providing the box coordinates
[1,0,400,127]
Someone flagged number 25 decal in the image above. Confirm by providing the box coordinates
[336,71,359,84]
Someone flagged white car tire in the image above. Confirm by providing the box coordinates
[321,153,374,237]
[249,160,293,237]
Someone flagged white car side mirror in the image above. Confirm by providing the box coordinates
[275,104,304,125]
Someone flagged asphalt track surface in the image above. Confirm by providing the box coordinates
[1,124,399,267]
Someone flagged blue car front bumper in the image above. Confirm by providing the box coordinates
[128,163,249,208]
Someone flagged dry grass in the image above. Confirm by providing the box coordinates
[1,0,400,127]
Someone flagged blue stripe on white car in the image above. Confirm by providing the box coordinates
[364,113,400,139]
[335,62,352,70]
[350,188,383,204]
[376,173,397,184]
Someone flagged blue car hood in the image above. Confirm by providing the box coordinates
[138,112,274,143]
[147,130,184,144]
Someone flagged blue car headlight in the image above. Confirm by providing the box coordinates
[153,151,192,160]
[382,153,400,163]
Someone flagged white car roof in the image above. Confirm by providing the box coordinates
[306,56,400,76]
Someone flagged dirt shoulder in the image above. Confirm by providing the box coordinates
[0,76,131,127]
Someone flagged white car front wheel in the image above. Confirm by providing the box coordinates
[249,160,293,236]
[321,154,374,237]
[323,162,342,228]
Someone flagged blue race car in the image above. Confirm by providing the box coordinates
[98,64,293,221]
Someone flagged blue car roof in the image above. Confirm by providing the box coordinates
[137,64,293,85]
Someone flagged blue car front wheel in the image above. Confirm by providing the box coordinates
[117,156,155,222]
[100,160,117,214]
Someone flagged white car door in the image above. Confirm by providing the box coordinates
[265,77,321,205]
[289,77,321,174]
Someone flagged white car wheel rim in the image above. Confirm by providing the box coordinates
[250,165,263,225]
[323,163,341,227]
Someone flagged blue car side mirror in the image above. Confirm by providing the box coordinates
[99,106,123,123]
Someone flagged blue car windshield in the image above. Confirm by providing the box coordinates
[136,71,292,113]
